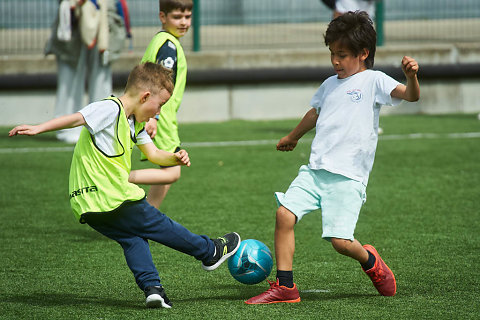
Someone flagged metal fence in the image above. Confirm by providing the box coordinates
[0,0,479,56]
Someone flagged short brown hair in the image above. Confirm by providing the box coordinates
[125,62,174,96]
[160,0,193,14]
[324,11,376,69]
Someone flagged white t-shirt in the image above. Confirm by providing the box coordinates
[336,0,376,17]
[309,70,401,185]
[79,99,152,157]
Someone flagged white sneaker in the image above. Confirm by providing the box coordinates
[144,286,172,308]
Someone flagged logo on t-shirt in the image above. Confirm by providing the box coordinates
[162,57,175,69]
[347,89,363,103]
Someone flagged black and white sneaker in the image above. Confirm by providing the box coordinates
[144,286,172,308]
[202,232,241,271]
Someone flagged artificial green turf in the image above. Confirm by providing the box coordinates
[0,114,479,319]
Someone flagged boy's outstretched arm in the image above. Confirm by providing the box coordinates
[137,143,191,167]
[391,56,420,102]
[277,107,318,152]
[9,113,86,137]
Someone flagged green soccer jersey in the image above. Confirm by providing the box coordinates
[69,97,146,222]
[141,31,187,154]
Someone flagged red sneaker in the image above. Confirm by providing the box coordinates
[245,280,301,304]
[362,244,397,296]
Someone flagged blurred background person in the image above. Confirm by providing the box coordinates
[45,0,131,143]
[321,0,376,19]
[334,0,376,18]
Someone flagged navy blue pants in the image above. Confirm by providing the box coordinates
[83,199,215,290]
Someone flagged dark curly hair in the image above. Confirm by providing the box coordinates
[324,11,376,69]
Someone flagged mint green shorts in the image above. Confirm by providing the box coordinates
[275,165,366,241]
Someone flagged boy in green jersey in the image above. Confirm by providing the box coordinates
[129,0,192,209]
[9,62,240,309]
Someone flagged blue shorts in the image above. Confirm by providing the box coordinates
[275,165,366,241]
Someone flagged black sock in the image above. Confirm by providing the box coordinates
[276,270,294,288]
[361,250,376,271]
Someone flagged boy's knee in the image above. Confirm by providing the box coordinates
[170,169,181,183]
[163,166,181,184]
[276,206,297,229]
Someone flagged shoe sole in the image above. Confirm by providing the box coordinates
[202,232,241,271]
[363,244,397,296]
[146,294,172,308]
[245,297,301,305]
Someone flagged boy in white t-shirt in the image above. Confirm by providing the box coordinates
[246,11,420,304]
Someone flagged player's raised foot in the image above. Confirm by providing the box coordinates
[245,280,301,304]
[362,244,396,296]
[202,232,241,271]
[144,286,172,308]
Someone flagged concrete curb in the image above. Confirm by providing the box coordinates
[1,43,479,76]
[1,43,479,126]
[1,43,479,90]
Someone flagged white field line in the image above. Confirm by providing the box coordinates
[185,131,480,147]
[301,289,331,293]
[1,132,479,154]
[379,132,480,140]
[0,146,75,154]
[185,139,278,147]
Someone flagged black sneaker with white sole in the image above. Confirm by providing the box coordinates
[144,286,172,308]
[202,232,241,271]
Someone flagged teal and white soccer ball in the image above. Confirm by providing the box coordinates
[228,239,273,285]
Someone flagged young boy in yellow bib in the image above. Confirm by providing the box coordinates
[9,62,240,309]
[128,0,193,209]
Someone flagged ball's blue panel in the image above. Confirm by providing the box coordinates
[228,239,273,285]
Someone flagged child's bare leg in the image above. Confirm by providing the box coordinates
[147,184,171,209]
[332,238,397,296]
[331,238,369,264]
[129,166,181,208]
[275,206,297,271]
[244,206,301,304]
